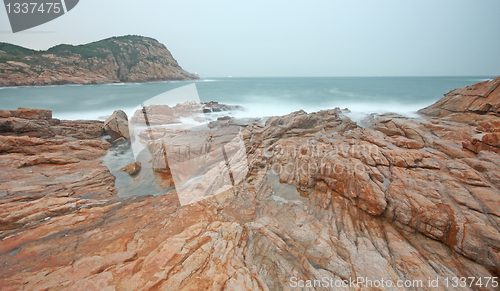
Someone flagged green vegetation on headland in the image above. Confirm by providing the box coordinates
[0,35,198,86]
[46,35,154,60]
[0,35,157,65]
[0,43,37,63]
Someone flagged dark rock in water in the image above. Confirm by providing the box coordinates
[217,116,231,121]
[104,110,130,142]
[202,101,244,113]
[120,161,141,176]
[129,101,245,126]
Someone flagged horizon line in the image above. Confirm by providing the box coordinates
[201,75,498,78]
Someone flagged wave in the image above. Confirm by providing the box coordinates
[105,82,128,86]
[53,107,137,121]
[4,77,490,123]
[50,99,430,124]
[328,88,360,97]
[228,98,428,123]
[466,78,493,82]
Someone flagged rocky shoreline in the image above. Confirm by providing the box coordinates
[0,36,199,87]
[0,78,499,290]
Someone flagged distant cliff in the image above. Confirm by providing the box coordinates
[0,35,199,87]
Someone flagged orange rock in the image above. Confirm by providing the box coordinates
[120,161,141,175]
[10,107,52,120]
[419,77,500,118]
[104,110,130,141]
[1,80,500,290]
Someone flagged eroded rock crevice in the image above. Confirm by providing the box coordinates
[1,77,500,290]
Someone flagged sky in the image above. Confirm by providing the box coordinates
[0,0,499,77]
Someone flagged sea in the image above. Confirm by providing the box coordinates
[0,76,495,122]
[0,76,495,197]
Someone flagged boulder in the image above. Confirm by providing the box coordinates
[104,110,130,141]
[119,161,141,176]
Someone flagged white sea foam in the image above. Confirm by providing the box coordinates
[227,98,427,123]
[106,82,128,86]
[197,79,219,82]
[3,77,494,123]
[52,100,426,123]
[53,107,136,121]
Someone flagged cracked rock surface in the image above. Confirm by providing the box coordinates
[1,78,500,290]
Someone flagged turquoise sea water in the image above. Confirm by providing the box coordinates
[1,76,494,198]
[0,76,495,120]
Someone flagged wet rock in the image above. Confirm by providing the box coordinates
[120,161,141,176]
[129,101,244,126]
[202,101,244,113]
[217,115,231,121]
[130,102,200,125]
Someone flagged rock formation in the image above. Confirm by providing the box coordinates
[0,108,117,233]
[419,77,500,155]
[1,78,500,290]
[0,35,199,87]
[130,101,243,125]
[104,110,131,142]
[419,77,500,118]
[120,161,142,176]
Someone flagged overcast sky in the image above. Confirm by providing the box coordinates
[1,0,499,77]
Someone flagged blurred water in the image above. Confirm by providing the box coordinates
[0,76,494,120]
